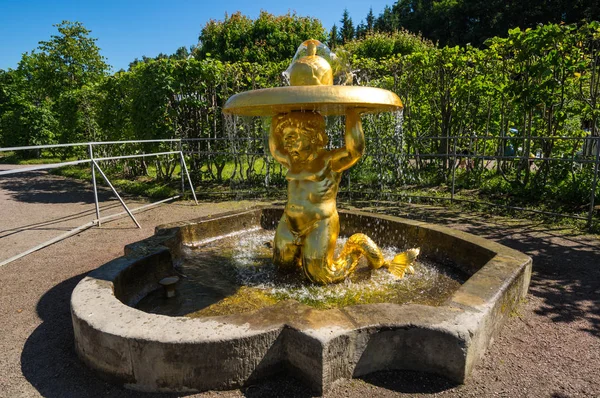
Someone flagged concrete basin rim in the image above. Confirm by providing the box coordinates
[71,276,477,343]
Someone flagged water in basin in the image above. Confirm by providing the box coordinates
[135,228,466,317]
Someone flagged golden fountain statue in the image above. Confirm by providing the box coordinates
[224,39,419,284]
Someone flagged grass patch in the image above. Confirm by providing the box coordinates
[0,150,79,165]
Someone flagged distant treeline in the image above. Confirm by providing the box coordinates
[330,0,600,48]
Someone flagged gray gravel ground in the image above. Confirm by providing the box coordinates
[0,164,147,264]
[1,170,599,397]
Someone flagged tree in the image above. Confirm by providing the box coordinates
[0,69,57,151]
[172,46,190,60]
[577,22,600,144]
[366,7,375,33]
[128,48,189,70]
[329,24,340,49]
[343,30,433,60]
[339,9,355,44]
[197,11,327,63]
[375,5,399,33]
[19,21,109,101]
[386,0,600,48]
[428,0,469,46]
[5,21,109,151]
[356,21,367,40]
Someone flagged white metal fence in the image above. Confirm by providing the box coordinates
[0,139,197,267]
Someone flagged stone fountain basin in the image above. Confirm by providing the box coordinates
[71,207,531,393]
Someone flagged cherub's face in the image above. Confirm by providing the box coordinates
[283,127,314,163]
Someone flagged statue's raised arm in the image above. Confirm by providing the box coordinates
[331,108,365,172]
[269,115,291,169]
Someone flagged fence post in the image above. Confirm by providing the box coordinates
[587,136,600,229]
[451,136,457,202]
[178,139,185,195]
[89,144,101,226]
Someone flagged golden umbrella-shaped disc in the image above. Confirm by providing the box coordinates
[224,39,402,116]
[223,85,403,117]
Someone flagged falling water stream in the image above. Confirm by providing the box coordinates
[222,109,408,192]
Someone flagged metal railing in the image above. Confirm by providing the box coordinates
[395,135,600,227]
[0,140,198,267]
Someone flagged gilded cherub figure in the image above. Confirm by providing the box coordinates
[269,109,419,284]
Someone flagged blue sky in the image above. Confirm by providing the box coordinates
[1,0,393,72]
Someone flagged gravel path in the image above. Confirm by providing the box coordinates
[0,170,599,397]
[0,164,147,264]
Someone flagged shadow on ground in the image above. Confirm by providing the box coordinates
[358,370,457,394]
[0,170,114,204]
[234,369,456,397]
[0,202,123,238]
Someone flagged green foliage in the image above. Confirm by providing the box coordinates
[197,11,326,63]
[374,5,399,33]
[366,8,375,33]
[374,0,600,47]
[343,30,433,60]
[328,24,339,49]
[20,21,109,100]
[0,150,75,165]
[0,21,108,156]
[55,84,103,147]
[355,20,367,40]
[96,71,133,141]
[0,98,57,151]
[576,21,600,139]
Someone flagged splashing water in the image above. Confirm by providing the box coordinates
[136,228,466,318]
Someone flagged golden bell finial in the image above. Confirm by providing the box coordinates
[288,39,333,86]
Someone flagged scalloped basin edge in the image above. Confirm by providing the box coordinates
[71,206,531,394]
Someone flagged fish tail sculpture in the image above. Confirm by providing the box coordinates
[327,233,420,283]
[386,248,420,279]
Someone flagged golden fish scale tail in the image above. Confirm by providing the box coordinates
[325,234,385,283]
[327,234,420,283]
[323,234,420,283]
[386,248,420,279]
